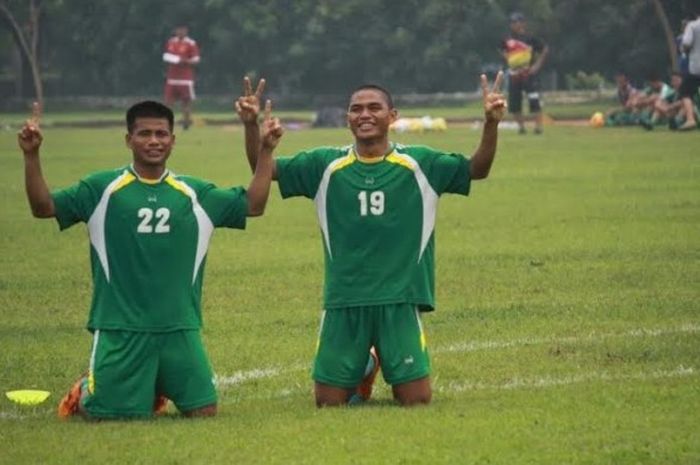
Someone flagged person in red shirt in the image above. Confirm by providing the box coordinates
[163,25,200,130]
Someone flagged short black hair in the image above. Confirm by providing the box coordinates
[647,71,662,82]
[509,12,525,22]
[126,101,174,133]
[349,84,394,109]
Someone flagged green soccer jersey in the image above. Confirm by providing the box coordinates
[51,165,248,332]
[276,144,470,311]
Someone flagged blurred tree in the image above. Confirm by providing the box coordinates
[650,0,677,71]
[0,0,44,106]
[0,0,695,106]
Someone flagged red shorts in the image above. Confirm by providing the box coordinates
[164,81,195,103]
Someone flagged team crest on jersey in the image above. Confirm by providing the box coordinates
[147,195,157,203]
[365,177,375,185]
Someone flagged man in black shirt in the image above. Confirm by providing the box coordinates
[500,12,549,134]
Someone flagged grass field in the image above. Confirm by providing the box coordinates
[0,119,698,464]
[0,99,610,128]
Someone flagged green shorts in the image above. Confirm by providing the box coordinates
[313,303,430,388]
[81,329,217,418]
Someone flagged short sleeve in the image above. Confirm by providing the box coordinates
[412,147,471,196]
[198,185,248,229]
[51,180,96,230]
[430,153,471,196]
[276,150,327,199]
[190,41,201,59]
[682,22,693,47]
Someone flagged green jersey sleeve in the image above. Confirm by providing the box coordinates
[408,145,471,196]
[276,148,332,199]
[200,186,248,229]
[178,176,248,229]
[51,177,102,230]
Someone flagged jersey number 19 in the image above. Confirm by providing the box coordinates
[358,190,385,216]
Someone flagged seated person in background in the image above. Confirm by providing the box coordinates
[641,72,685,130]
[635,73,671,112]
[605,72,640,125]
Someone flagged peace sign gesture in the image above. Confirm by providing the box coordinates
[480,71,506,123]
[235,76,266,125]
[18,102,43,156]
[260,99,284,150]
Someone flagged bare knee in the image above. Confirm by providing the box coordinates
[314,382,353,407]
[392,376,432,406]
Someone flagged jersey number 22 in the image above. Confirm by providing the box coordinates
[137,207,171,233]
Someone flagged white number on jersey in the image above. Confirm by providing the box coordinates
[137,207,171,233]
[358,190,385,216]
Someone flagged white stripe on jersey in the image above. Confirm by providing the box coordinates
[314,153,354,259]
[165,176,214,284]
[166,79,195,85]
[87,170,134,281]
[387,151,438,261]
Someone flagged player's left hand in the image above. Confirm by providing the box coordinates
[481,71,506,123]
[235,76,266,125]
[17,102,43,155]
[261,99,284,150]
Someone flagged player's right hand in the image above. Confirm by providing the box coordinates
[481,71,506,123]
[17,102,43,155]
[261,99,284,150]
[235,76,266,125]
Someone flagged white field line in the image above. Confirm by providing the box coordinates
[215,363,308,388]
[215,368,283,386]
[435,322,700,354]
[213,322,700,388]
[1,365,696,417]
[0,410,48,421]
[436,365,696,393]
[218,365,697,405]
[2,324,698,419]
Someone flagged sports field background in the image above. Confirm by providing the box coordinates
[0,117,698,464]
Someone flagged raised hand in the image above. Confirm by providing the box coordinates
[260,99,284,150]
[235,76,266,124]
[18,102,43,155]
[481,71,506,123]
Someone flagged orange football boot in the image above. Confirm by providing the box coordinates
[57,375,86,418]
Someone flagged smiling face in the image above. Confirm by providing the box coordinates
[347,89,398,144]
[125,117,175,177]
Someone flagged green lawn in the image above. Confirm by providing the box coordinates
[0,122,698,464]
[0,99,612,128]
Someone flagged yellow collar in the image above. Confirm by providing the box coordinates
[353,144,395,164]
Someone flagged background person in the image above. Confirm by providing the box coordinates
[163,25,200,130]
[642,72,685,130]
[605,72,640,126]
[500,11,549,134]
[636,73,672,128]
[678,12,700,130]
